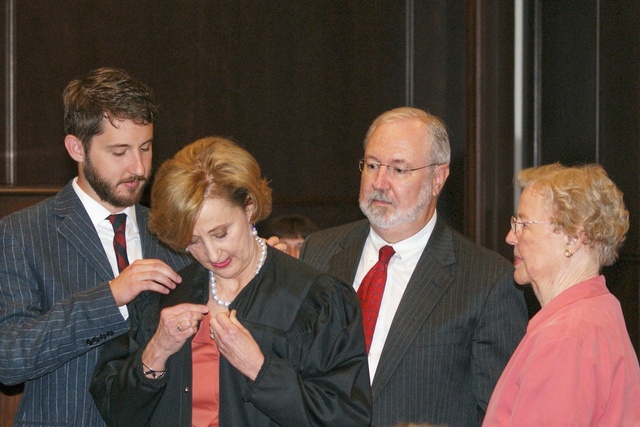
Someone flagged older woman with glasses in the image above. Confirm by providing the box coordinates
[483,163,640,426]
[90,136,371,426]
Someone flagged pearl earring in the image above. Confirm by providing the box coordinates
[563,248,573,257]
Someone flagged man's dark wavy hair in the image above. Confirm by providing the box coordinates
[63,67,157,147]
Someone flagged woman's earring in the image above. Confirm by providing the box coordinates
[563,248,573,257]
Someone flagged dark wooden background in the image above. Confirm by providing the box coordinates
[1,1,638,425]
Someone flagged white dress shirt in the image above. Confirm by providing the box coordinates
[354,212,437,380]
[72,178,142,319]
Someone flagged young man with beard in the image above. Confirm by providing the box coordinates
[0,68,190,426]
[299,107,528,427]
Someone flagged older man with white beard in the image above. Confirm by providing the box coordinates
[299,107,528,427]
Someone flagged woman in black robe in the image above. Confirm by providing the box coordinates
[90,136,371,426]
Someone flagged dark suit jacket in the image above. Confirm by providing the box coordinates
[0,181,189,427]
[300,218,528,427]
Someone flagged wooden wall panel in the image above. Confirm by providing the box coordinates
[0,188,59,218]
[14,1,159,186]
[4,1,473,231]
[181,1,407,228]
[0,384,22,427]
[539,1,598,164]
[413,1,467,233]
[8,1,415,231]
[465,0,515,259]
[466,0,541,317]
[598,0,640,350]
[1,0,7,184]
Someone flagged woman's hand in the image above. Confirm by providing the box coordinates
[142,303,209,372]
[210,309,265,380]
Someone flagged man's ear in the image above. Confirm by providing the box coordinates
[431,164,450,197]
[64,135,85,163]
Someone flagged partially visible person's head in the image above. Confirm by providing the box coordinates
[512,163,628,268]
[63,67,156,148]
[63,68,157,212]
[264,215,318,258]
[359,107,450,242]
[149,136,272,252]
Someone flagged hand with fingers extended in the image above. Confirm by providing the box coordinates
[141,303,210,373]
[210,309,264,381]
[109,259,183,306]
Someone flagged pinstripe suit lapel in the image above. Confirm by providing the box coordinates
[53,183,113,281]
[372,219,456,399]
[325,221,369,285]
[136,205,157,258]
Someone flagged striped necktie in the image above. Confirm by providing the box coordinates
[108,213,130,273]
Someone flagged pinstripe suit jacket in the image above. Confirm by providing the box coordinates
[300,218,528,427]
[0,181,190,427]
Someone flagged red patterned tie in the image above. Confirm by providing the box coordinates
[357,245,395,353]
[108,214,130,273]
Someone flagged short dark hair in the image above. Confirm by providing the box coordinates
[63,67,157,146]
[264,215,318,239]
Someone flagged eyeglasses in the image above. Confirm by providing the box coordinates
[510,216,552,234]
[358,159,442,179]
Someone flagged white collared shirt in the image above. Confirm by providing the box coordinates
[354,212,437,381]
[72,178,143,319]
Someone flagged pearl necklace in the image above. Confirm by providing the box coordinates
[209,227,267,308]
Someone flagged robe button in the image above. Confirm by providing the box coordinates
[184,386,190,393]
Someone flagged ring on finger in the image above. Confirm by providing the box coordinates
[210,332,216,340]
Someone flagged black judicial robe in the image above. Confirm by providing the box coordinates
[91,247,372,426]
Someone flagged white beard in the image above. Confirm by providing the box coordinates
[359,182,432,229]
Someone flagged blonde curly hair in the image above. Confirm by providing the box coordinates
[517,163,628,267]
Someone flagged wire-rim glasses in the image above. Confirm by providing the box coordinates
[510,216,552,234]
[358,159,442,179]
